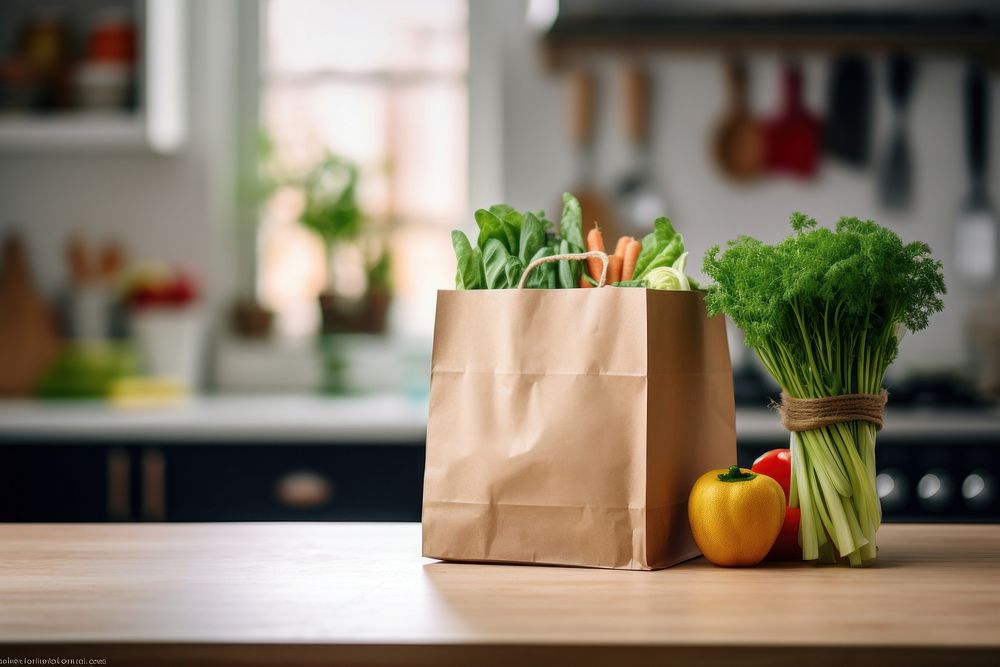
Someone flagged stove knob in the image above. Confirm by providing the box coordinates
[962,469,995,510]
[917,469,953,511]
[876,468,909,512]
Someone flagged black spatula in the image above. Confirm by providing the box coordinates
[954,60,998,287]
[878,54,918,210]
[825,55,873,167]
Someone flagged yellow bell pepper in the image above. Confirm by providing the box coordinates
[688,465,786,567]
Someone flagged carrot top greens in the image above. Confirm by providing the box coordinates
[702,213,945,567]
[703,212,945,398]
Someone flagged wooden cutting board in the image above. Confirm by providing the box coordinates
[0,234,61,395]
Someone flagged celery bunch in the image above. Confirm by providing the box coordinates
[703,213,945,566]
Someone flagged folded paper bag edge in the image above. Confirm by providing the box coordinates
[422,502,700,571]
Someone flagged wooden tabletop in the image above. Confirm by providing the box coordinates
[0,523,998,666]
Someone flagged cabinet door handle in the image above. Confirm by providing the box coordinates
[142,448,166,521]
[106,447,131,521]
[275,470,333,509]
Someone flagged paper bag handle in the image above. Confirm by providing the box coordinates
[517,251,610,289]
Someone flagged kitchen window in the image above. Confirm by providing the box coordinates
[258,0,467,338]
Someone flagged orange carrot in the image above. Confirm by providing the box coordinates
[608,255,623,284]
[579,275,593,288]
[622,239,641,281]
[613,235,633,259]
[586,224,605,251]
[586,224,605,282]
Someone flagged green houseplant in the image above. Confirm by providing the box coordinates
[300,154,392,335]
[256,140,392,336]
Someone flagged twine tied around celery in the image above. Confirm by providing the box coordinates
[517,251,609,289]
[777,390,889,432]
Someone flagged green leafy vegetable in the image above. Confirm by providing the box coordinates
[559,193,585,252]
[558,239,580,289]
[451,230,483,290]
[451,193,694,290]
[702,212,946,567]
[489,204,522,250]
[504,255,525,288]
[654,216,679,247]
[488,204,521,227]
[482,238,511,289]
[474,209,514,254]
[639,236,684,276]
[519,212,546,263]
[532,210,557,236]
[644,266,690,291]
[611,220,696,290]
[455,193,590,289]
[632,217,684,281]
[631,232,658,279]
[524,246,554,289]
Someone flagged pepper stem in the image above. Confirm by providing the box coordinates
[718,465,757,482]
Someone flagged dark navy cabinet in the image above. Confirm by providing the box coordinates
[0,442,425,522]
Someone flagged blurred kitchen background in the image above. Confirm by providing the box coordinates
[0,0,998,524]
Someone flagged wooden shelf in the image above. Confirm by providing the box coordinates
[0,0,188,153]
[543,11,1000,67]
[0,114,147,152]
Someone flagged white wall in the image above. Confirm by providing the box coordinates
[0,1,242,310]
[475,0,1000,372]
[3,1,996,375]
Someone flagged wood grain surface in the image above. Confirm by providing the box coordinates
[0,523,997,666]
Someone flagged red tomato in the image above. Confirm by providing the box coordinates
[767,507,802,561]
[752,448,801,561]
[752,448,792,502]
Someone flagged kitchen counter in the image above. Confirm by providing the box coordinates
[0,394,997,443]
[0,393,429,443]
[1,523,997,666]
[2,397,995,524]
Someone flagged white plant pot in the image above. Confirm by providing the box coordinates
[131,307,204,389]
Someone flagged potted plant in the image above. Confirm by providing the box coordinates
[260,147,392,336]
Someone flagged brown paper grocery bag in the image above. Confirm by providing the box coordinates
[422,287,735,570]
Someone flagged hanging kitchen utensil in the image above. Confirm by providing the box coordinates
[764,60,822,178]
[614,62,668,233]
[878,54,918,210]
[563,67,619,241]
[713,56,765,182]
[825,55,873,167]
[954,59,998,288]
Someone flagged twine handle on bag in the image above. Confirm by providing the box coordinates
[517,251,609,289]
[777,390,889,432]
